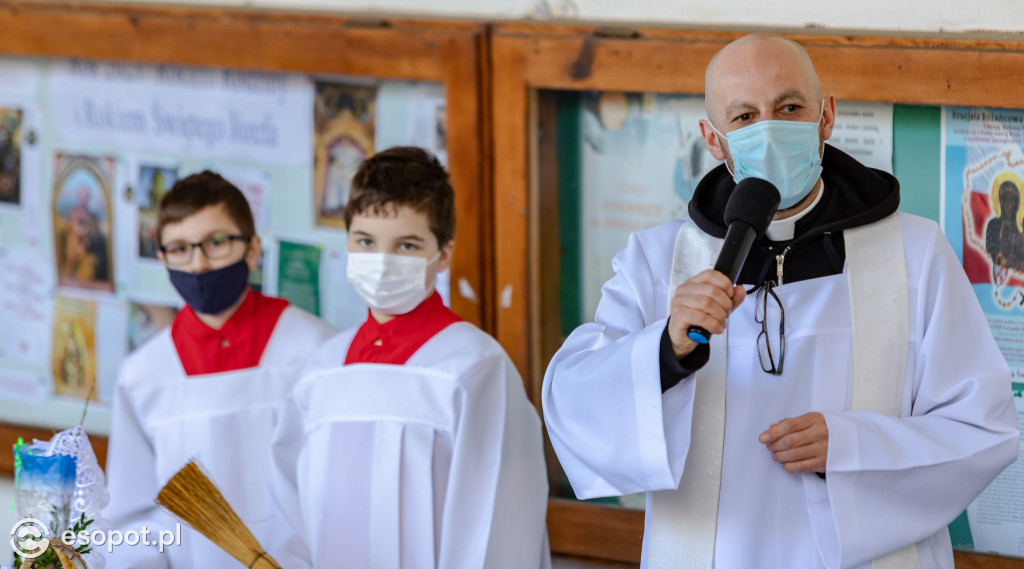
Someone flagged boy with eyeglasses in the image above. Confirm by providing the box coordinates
[105,171,337,569]
[267,147,550,569]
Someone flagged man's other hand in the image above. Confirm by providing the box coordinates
[759,412,829,474]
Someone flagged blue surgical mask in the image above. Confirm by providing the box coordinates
[711,101,825,210]
[168,259,250,315]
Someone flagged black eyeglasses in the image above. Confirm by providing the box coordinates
[159,234,251,267]
[755,281,785,375]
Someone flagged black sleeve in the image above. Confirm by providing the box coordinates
[660,324,710,392]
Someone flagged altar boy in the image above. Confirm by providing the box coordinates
[105,171,337,569]
[269,147,551,569]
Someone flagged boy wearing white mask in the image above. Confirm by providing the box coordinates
[105,172,337,569]
[268,147,551,569]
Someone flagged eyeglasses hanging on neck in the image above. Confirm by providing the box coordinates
[755,281,785,376]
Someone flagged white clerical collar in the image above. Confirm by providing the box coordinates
[765,182,825,242]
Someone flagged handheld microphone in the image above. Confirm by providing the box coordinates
[686,178,781,345]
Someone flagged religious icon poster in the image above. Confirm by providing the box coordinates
[127,300,178,353]
[0,106,21,205]
[942,105,1024,557]
[51,295,98,402]
[52,154,116,292]
[137,163,178,260]
[942,107,1024,372]
[312,80,377,229]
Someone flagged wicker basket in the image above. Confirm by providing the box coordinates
[17,539,88,569]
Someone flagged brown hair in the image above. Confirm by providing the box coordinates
[344,146,455,246]
[156,171,255,243]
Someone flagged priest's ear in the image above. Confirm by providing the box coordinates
[245,235,263,273]
[699,118,728,162]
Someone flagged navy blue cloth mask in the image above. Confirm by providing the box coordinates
[168,259,250,315]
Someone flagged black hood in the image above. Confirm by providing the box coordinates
[687,144,900,286]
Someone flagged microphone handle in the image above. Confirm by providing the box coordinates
[686,222,756,345]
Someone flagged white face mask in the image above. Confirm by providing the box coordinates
[347,251,441,316]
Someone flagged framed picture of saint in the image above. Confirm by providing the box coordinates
[313,81,376,229]
[52,154,116,292]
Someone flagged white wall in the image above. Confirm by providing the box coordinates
[95,0,1024,34]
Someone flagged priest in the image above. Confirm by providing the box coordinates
[543,34,1019,569]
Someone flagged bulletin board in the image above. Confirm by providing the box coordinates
[490,23,1024,568]
[0,1,489,476]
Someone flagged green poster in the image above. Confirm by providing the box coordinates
[278,240,321,316]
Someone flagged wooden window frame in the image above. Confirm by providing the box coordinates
[491,23,1024,567]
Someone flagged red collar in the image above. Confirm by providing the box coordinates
[345,291,462,365]
[171,289,289,376]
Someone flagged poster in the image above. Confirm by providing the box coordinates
[579,92,712,319]
[0,369,47,405]
[831,101,894,173]
[0,107,21,205]
[943,105,1024,557]
[136,163,177,259]
[127,300,178,353]
[221,166,271,231]
[963,385,1024,555]
[48,61,314,167]
[376,82,448,166]
[433,102,448,166]
[0,247,55,366]
[313,81,377,229]
[322,246,367,330]
[256,238,279,296]
[51,295,98,402]
[277,240,322,316]
[52,154,116,292]
[249,242,269,295]
[942,106,1024,377]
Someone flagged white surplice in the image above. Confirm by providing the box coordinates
[542,212,1020,569]
[268,321,551,569]
[104,307,337,569]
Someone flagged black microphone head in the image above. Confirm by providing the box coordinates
[724,178,781,238]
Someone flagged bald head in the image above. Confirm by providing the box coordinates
[704,34,823,126]
[696,33,836,218]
